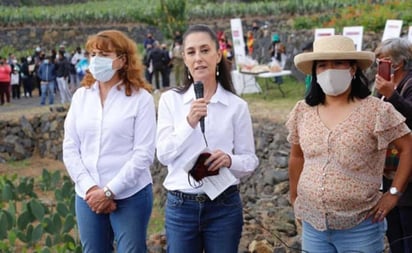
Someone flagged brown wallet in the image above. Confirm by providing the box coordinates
[189,153,219,181]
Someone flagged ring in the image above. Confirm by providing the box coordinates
[377,210,383,214]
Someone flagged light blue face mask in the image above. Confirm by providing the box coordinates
[88,56,117,82]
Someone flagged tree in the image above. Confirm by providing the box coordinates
[155,0,188,40]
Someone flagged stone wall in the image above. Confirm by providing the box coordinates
[0,111,65,162]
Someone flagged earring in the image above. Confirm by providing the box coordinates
[188,74,191,80]
[216,69,219,76]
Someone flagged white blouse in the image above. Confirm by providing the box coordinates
[156,84,259,193]
[63,82,156,199]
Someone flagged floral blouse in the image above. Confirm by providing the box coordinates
[286,96,410,231]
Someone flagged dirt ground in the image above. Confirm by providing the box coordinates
[0,156,67,178]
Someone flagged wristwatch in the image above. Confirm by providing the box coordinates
[103,186,114,199]
[389,186,402,197]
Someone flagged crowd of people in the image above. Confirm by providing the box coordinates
[0,45,89,106]
[2,23,412,253]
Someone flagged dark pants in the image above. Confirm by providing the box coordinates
[0,82,10,104]
[11,84,20,99]
[153,68,169,90]
[383,177,412,253]
[145,69,152,84]
[22,76,33,97]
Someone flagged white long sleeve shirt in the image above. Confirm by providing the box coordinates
[156,84,259,193]
[63,82,156,199]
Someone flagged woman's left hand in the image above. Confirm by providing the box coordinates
[375,74,395,98]
[85,188,117,214]
[204,149,232,172]
[367,192,399,222]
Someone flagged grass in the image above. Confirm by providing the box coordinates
[243,75,306,122]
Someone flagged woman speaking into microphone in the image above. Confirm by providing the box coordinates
[156,24,258,253]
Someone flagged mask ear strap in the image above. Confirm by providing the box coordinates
[187,173,203,189]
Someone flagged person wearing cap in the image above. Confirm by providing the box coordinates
[286,35,412,252]
[374,37,412,253]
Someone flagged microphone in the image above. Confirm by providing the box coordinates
[193,81,205,133]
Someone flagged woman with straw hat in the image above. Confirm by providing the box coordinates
[286,35,412,252]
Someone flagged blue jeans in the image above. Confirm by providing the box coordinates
[75,184,153,253]
[40,80,55,105]
[165,186,243,253]
[302,218,387,253]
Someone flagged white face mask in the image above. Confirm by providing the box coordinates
[317,69,352,96]
[88,56,117,82]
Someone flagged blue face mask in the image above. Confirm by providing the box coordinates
[88,56,117,82]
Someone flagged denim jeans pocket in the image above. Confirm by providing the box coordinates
[218,191,242,207]
[167,192,184,208]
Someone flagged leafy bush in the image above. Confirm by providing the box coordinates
[0,170,81,252]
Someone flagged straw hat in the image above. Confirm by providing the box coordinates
[294,35,375,75]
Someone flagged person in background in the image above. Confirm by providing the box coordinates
[251,21,260,37]
[37,55,56,105]
[374,37,412,253]
[55,51,72,104]
[0,56,12,105]
[161,43,172,88]
[288,35,412,252]
[143,32,155,50]
[148,41,167,91]
[10,66,20,100]
[246,30,254,57]
[20,57,33,98]
[173,30,182,46]
[32,46,44,96]
[253,25,272,64]
[63,29,156,253]
[301,41,314,95]
[271,34,286,84]
[172,40,184,86]
[70,47,83,91]
[76,51,89,84]
[156,24,259,253]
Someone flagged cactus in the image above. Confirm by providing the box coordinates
[0,171,79,251]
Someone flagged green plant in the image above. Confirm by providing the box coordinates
[0,172,80,252]
[154,0,188,40]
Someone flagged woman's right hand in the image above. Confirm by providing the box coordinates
[85,187,117,214]
[187,98,208,128]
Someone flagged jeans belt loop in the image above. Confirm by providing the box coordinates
[195,194,208,202]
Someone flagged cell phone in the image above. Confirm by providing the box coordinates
[378,59,391,81]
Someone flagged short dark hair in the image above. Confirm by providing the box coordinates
[305,61,371,106]
[175,24,236,95]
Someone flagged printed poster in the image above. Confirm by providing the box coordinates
[230,18,246,65]
[343,26,364,51]
[314,28,335,41]
[382,19,403,42]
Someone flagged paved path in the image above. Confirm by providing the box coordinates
[0,89,70,118]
